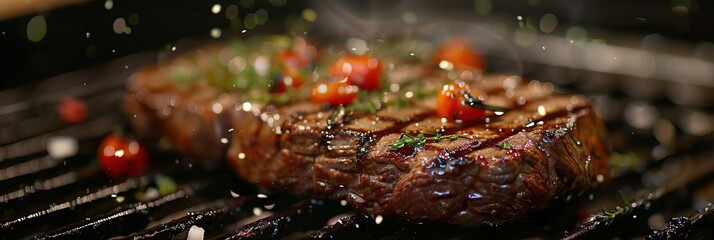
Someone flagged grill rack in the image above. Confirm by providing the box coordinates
[1,47,713,240]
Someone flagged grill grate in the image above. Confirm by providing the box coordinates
[1,50,713,240]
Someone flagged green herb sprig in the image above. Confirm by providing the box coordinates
[389,130,458,150]
[593,192,632,223]
[500,140,511,150]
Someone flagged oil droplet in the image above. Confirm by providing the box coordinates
[104,0,113,10]
[375,215,384,224]
[537,105,547,116]
[230,190,240,198]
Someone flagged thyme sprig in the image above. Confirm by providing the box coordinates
[594,207,625,224]
[593,192,632,223]
[389,130,459,150]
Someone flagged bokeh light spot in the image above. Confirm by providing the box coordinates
[474,0,492,15]
[565,26,587,42]
[26,15,47,43]
[539,13,558,33]
[402,12,417,24]
[302,8,317,22]
[113,18,126,34]
[256,9,269,25]
[211,4,222,14]
[128,13,139,26]
[210,28,222,38]
[244,14,257,29]
[226,5,239,20]
[514,28,537,47]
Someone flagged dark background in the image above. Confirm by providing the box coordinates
[0,0,712,90]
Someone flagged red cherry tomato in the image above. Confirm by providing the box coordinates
[311,80,358,106]
[437,82,485,122]
[273,50,309,93]
[329,55,382,90]
[433,37,484,70]
[98,134,148,178]
[57,97,88,123]
[272,70,304,93]
[277,50,308,70]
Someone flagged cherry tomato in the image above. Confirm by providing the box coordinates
[272,69,303,93]
[311,80,358,106]
[437,82,485,122]
[329,55,382,90]
[277,50,308,70]
[433,37,484,70]
[272,50,309,93]
[57,97,88,123]
[98,134,148,178]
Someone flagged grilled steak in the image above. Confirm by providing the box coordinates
[124,51,237,166]
[226,75,609,224]
[124,38,609,224]
[124,37,316,166]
